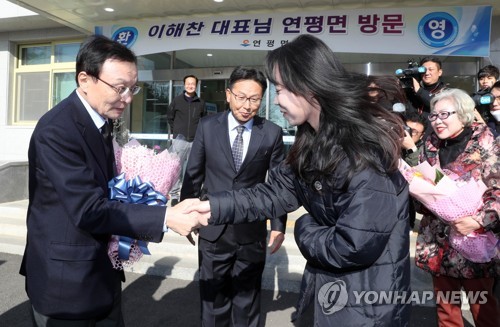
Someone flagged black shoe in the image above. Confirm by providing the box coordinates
[171,198,179,207]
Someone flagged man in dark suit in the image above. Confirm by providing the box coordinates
[181,66,287,327]
[20,35,203,326]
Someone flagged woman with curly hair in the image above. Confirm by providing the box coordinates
[415,88,499,327]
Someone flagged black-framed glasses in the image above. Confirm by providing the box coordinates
[409,128,423,136]
[96,77,141,97]
[228,89,262,106]
[428,111,456,122]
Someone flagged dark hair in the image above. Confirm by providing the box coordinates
[477,65,499,80]
[75,35,137,86]
[419,56,442,70]
[184,75,199,84]
[265,34,403,187]
[403,111,427,130]
[228,66,267,95]
[368,75,408,109]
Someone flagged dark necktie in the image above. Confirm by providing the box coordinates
[101,121,115,177]
[101,121,111,141]
[101,121,113,152]
[232,125,245,171]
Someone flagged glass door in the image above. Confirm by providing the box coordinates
[200,79,228,114]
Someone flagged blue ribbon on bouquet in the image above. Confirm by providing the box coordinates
[108,172,167,260]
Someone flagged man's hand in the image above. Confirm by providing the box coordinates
[166,198,209,237]
[268,231,285,254]
[183,200,211,226]
[412,77,421,92]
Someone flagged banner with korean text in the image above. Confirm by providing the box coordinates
[96,5,492,57]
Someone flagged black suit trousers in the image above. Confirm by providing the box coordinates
[30,276,124,327]
[198,225,266,327]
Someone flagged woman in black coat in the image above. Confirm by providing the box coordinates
[192,35,411,326]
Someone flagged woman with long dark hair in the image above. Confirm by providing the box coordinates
[192,35,411,326]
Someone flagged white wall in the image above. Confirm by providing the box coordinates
[0,28,84,162]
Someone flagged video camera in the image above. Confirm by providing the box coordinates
[472,92,494,107]
[395,60,426,89]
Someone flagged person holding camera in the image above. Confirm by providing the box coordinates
[472,65,499,123]
[401,112,426,231]
[408,57,447,114]
[487,80,500,138]
[401,112,426,167]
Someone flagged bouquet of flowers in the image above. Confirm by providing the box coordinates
[399,159,499,263]
[107,136,190,270]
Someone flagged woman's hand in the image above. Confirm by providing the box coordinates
[451,216,482,236]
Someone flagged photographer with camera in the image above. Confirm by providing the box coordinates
[487,80,500,138]
[471,65,499,123]
[403,57,447,114]
[401,112,426,231]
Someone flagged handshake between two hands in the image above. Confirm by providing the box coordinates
[164,198,286,253]
[165,198,212,243]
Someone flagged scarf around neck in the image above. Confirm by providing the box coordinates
[438,127,473,167]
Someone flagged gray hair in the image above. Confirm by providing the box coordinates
[430,88,475,126]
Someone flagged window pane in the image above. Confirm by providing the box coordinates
[55,43,80,63]
[53,72,75,106]
[17,72,49,121]
[146,81,170,134]
[21,46,51,65]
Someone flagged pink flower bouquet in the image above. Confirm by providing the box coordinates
[107,138,190,270]
[399,160,499,263]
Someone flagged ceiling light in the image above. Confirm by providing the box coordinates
[104,8,114,12]
[213,0,224,3]
[207,53,213,57]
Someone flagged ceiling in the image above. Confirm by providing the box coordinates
[5,0,500,34]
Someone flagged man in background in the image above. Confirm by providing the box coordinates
[401,111,426,230]
[181,66,287,327]
[472,65,499,122]
[487,80,500,138]
[408,56,447,114]
[167,75,206,205]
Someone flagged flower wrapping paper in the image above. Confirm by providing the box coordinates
[107,138,189,270]
[399,159,499,263]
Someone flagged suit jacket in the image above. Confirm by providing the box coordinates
[20,90,166,320]
[181,112,286,243]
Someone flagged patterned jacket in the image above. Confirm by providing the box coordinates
[415,123,499,278]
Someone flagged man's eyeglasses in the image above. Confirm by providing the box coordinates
[229,89,262,106]
[97,77,141,97]
[428,111,456,122]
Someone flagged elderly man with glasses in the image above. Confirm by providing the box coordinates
[21,35,205,326]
